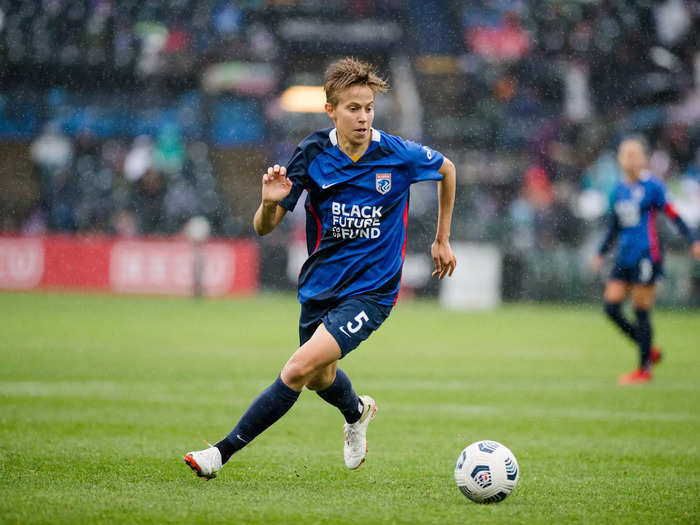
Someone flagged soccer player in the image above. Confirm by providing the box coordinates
[184,57,457,478]
[591,137,700,385]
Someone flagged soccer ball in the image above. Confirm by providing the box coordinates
[454,440,519,503]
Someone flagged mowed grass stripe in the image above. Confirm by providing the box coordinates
[2,385,697,423]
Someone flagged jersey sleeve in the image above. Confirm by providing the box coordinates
[598,209,619,255]
[400,140,445,183]
[654,181,695,244]
[652,180,667,209]
[279,146,310,212]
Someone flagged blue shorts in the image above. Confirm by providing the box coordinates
[610,257,663,285]
[299,295,393,358]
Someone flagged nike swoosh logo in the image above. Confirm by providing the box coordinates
[321,182,339,189]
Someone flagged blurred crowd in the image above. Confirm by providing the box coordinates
[1,0,699,256]
[0,0,277,75]
[421,0,700,254]
[25,123,242,237]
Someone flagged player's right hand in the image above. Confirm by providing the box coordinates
[692,240,700,260]
[261,164,292,204]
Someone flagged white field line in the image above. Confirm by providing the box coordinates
[359,378,700,392]
[1,378,699,395]
[378,402,698,423]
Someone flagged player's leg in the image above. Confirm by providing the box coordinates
[217,324,341,456]
[617,257,662,384]
[308,297,390,469]
[306,362,364,425]
[304,360,338,391]
[306,297,390,422]
[631,283,656,368]
[305,358,378,470]
[603,279,635,341]
[184,325,341,478]
[280,323,342,390]
[636,261,663,365]
[618,283,657,385]
[306,359,377,469]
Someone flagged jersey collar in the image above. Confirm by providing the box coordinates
[328,127,382,146]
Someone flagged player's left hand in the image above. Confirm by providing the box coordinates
[692,240,700,260]
[431,239,457,280]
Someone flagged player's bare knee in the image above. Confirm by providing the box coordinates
[632,301,652,311]
[304,376,325,391]
[281,358,311,389]
[304,368,334,391]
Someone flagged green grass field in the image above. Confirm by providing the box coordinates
[1,292,698,524]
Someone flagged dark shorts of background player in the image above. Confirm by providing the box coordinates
[299,295,393,358]
[609,257,663,285]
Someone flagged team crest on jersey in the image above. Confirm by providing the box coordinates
[376,173,391,194]
[632,186,645,202]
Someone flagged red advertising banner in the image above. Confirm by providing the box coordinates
[0,235,259,296]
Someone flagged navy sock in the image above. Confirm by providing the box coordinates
[316,368,362,424]
[635,309,652,370]
[604,302,636,342]
[215,376,300,464]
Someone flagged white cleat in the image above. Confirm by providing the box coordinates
[184,444,222,480]
[344,395,377,470]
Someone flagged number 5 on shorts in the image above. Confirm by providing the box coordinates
[340,311,369,337]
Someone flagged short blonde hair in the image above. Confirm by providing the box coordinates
[324,57,389,107]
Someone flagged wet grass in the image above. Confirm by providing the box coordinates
[1,292,698,524]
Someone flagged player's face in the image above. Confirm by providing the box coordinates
[617,140,647,179]
[326,85,375,147]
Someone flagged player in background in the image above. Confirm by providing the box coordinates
[591,137,700,385]
[184,57,457,478]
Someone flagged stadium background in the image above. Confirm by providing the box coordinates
[0,0,699,305]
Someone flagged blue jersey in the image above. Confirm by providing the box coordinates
[279,127,444,306]
[598,172,694,267]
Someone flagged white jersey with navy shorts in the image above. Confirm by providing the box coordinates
[279,127,444,355]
